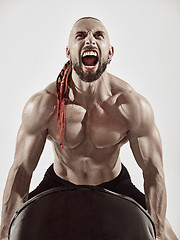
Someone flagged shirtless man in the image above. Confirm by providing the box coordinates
[0,17,178,240]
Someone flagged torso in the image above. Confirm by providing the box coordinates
[46,73,132,185]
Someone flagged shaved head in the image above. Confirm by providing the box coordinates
[66,17,114,82]
[75,16,101,24]
[68,17,110,45]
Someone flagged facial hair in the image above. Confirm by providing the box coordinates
[72,54,109,83]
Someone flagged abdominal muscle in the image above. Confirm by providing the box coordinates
[52,137,125,186]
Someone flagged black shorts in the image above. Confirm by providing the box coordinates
[28,164,146,209]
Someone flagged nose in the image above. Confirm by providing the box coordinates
[85,32,96,46]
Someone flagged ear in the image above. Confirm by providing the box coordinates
[108,45,114,60]
[66,46,70,59]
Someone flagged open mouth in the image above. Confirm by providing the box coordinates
[81,50,99,69]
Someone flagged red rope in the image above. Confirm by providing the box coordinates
[56,61,72,154]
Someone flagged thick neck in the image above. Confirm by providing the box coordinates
[69,69,111,107]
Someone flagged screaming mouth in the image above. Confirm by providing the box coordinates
[81,50,99,69]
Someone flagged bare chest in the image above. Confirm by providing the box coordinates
[47,100,129,149]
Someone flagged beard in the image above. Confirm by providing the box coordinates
[72,57,109,83]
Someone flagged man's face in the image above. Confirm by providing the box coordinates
[67,19,114,82]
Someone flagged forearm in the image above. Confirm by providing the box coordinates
[0,165,31,239]
[143,169,167,239]
[1,193,27,239]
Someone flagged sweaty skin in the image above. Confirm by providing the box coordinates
[0,18,178,240]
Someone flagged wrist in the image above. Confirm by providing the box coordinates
[156,234,165,240]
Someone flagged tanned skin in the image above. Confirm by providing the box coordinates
[0,18,178,240]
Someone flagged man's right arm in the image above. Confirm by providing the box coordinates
[0,90,51,239]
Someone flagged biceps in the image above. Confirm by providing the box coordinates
[14,125,47,174]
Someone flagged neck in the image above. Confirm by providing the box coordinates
[69,69,110,107]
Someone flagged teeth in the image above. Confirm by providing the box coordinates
[85,66,95,68]
[82,51,98,57]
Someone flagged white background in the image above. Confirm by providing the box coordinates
[0,0,180,237]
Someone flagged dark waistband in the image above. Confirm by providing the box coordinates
[44,163,131,188]
[97,164,131,188]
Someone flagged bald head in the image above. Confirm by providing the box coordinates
[68,17,110,45]
[66,17,114,82]
[75,16,101,24]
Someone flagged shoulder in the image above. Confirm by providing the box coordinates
[121,90,155,137]
[22,81,57,133]
[108,73,142,109]
[108,74,154,136]
[108,73,133,94]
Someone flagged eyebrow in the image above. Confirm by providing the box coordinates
[75,31,87,35]
[75,30,105,36]
[94,31,105,35]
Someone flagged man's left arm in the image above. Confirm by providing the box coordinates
[126,92,166,239]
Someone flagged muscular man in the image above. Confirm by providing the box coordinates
[0,17,178,240]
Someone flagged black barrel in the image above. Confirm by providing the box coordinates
[9,186,156,240]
